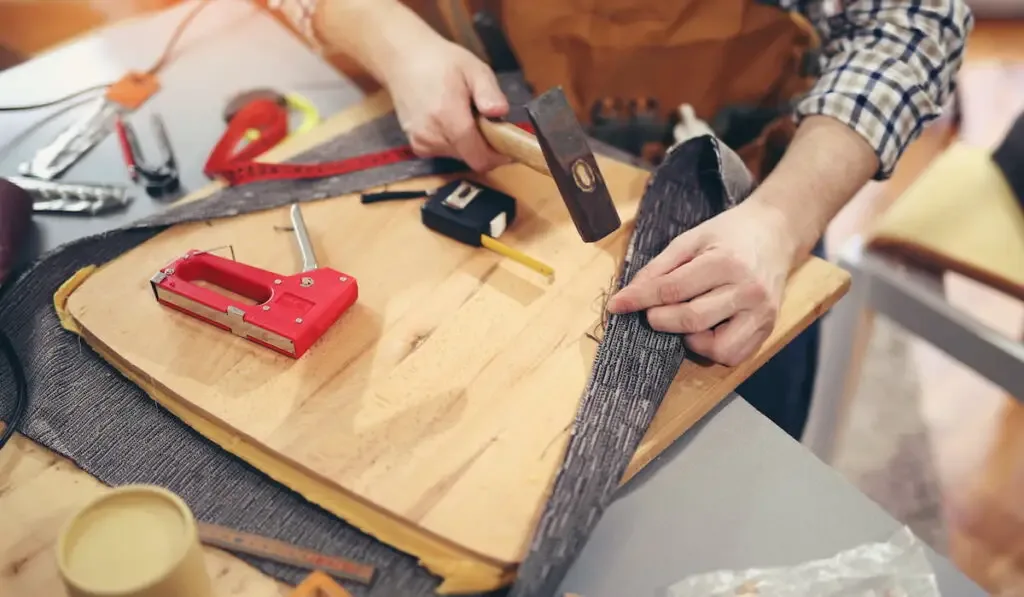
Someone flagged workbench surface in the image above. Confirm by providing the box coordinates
[0,2,985,596]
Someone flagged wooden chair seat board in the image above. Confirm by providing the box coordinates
[867,61,1024,302]
[57,99,849,592]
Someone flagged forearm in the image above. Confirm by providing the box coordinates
[750,115,878,259]
[791,1,973,179]
[752,0,974,259]
[311,0,444,83]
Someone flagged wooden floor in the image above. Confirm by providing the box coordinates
[826,18,1024,596]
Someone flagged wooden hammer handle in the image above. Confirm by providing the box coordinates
[477,117,552,176]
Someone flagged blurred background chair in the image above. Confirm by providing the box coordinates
[805,14,1024,593]
[804,113,1024,463]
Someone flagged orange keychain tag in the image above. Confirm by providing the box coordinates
[105,71,160,110]
[288,571,354,597]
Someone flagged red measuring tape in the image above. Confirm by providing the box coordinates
[204,98,534,186]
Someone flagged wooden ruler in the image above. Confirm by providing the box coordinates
[197,522,375,585]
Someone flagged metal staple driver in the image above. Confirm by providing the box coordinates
[7,176,133,216]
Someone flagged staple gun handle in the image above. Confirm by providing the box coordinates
[164,251,279,310]
[152,249,359,359]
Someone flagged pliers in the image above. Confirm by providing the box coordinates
[115,113,180,198]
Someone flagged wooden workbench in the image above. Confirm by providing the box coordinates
[0,12,850,590]
[0,93,847,596]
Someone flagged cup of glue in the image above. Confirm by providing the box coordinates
[56,484,214,597]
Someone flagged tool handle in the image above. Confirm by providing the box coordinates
[114,116,138,180]
[477,117,551,176]
[0,179,32,288]
[170,251,280,308]
[290,204,318,272]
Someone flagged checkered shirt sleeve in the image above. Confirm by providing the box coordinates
[775,0,974,179]
[264,0,972,180]
[265,0,322,50]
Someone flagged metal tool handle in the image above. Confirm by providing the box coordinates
[8,176,132,215]
[152,114,178,171]
[477,117,552,176]
[19,97,121,180]
[290,204,318,272]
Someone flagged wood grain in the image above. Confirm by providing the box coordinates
[57,94,850,591]
[477,118,551,175]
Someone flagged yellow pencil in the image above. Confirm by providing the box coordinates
[480,234,556,279]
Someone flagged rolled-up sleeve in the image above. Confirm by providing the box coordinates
[793,1,974,179]
[261,0,324,50]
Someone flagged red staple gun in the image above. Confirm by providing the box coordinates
[150,204,358,358]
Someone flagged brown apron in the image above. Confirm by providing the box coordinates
[434,1,826,442]
[449,0,820,179]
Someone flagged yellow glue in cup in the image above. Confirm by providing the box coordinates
[56,484,214,597]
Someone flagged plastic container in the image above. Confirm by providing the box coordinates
[56,484,214,597]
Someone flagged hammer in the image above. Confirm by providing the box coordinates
[476,87,621,243]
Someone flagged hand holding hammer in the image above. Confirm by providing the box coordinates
[472,87,621,242]
[398,76,621,243]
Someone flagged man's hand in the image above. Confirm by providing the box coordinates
[607,115,880,366]
[313,0,509,173]
[606,200,797,366]
[385,38,510,173]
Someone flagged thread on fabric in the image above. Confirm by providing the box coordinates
[584,279,616,344]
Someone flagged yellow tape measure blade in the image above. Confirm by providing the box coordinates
[480,234,555,279]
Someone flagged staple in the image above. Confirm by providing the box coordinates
[194,245,237,262]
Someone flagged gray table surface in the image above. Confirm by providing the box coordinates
[0,2,986,595]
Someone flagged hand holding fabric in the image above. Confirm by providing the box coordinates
[608,113,882,367]
[606,199,798,366]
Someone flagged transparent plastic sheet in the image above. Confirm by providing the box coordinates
[662,527,941,597]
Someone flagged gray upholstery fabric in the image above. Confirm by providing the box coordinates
[0,69,752,596]
[510,136,752,597]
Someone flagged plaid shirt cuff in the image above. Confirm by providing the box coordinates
[794,56,933,180]
[266,0,323,51]
[792,1,974,180]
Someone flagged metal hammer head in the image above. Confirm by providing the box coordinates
[525,87,621,242]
